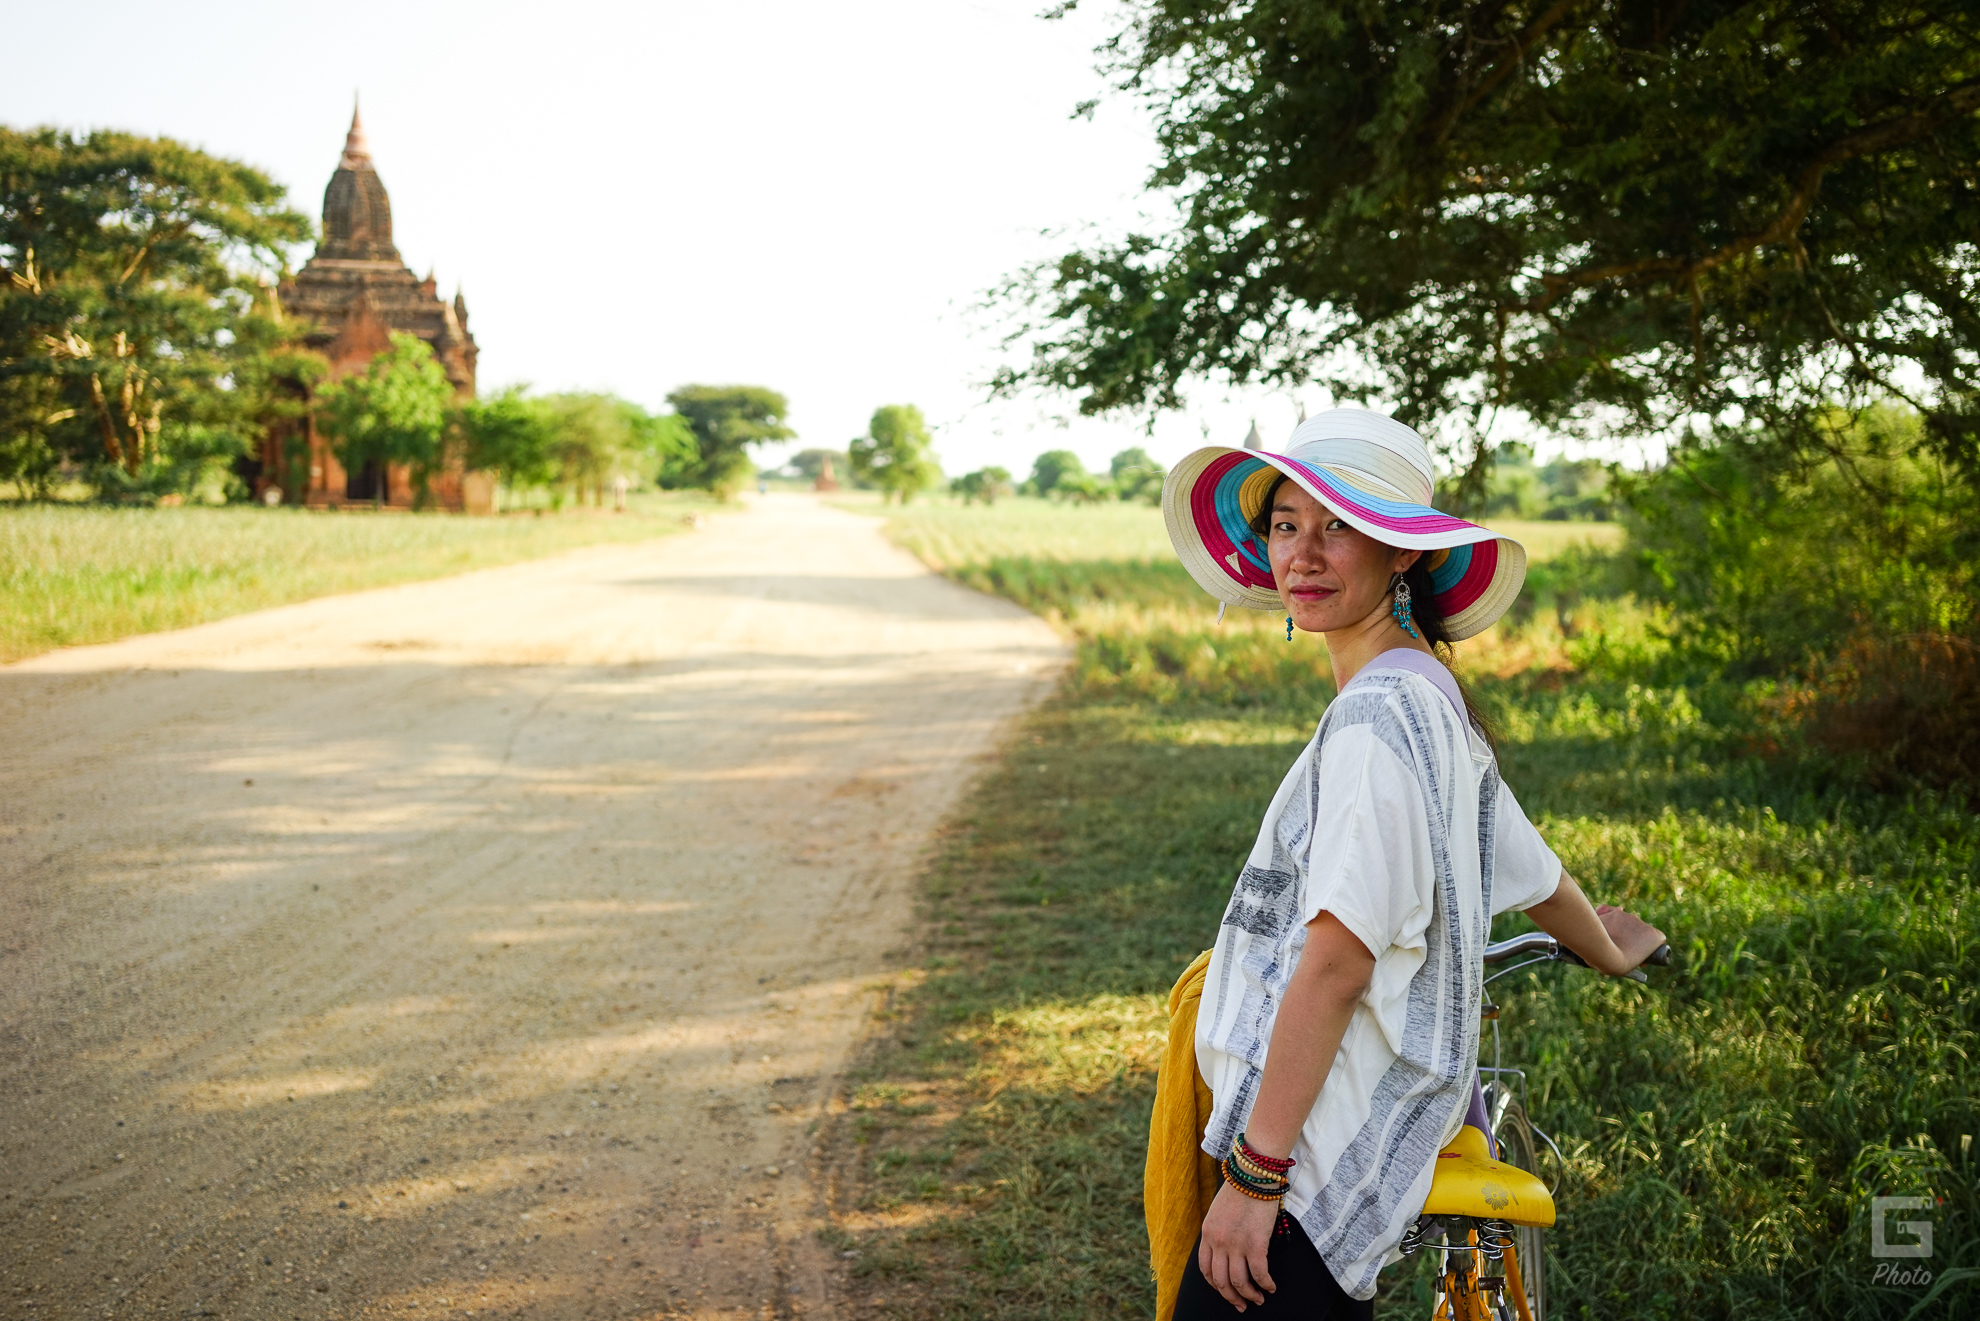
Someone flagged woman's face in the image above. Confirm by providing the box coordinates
[1264,481,1420,636]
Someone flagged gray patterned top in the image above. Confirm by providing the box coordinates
[1193,666,1562,1300]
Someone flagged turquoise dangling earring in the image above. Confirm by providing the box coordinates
[1391,575,1421,640]
[1285,614,1295,642]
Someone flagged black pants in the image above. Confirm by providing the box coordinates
[1173,1213,1374,1320]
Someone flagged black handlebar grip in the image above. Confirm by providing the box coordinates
[1555,943,1672,972]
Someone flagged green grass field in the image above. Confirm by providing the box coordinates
[0,493,722,663]
[821,499,1977,1321]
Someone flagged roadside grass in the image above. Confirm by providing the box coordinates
[822,500,1978,1321]
[0,492,722,663]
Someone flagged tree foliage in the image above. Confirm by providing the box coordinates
[664,384,795,498]
[1623,404,1978,790]
[1057,468,1118,504]
[1026,448,1087,496]
[538,393,648,502]
[315,333,452,507]
[849,403,943,503]
[456,388,698,506]
[632,410,699,487]
[1481,442,1613,521]
[0,126,310,493]
[1626,405,1972,671]
[1109,445,1165,502]
[1001,1,1980,498]
[455,387,556,493]
[953,466,1014,505]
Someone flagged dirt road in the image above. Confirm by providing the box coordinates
[0,495,1064,1320]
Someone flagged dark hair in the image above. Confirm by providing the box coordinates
[1249,475,1496,744]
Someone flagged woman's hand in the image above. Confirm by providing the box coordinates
[1594,903,1668,974]
[1197,1183,1282,1310]
[1191,913,1369,1309]
[1527,873,1668,977]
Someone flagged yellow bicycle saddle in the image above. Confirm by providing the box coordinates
[1421,1125,1555,1227]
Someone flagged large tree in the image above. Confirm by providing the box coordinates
[1027,448,1087,496]
[849,404,943,503]
[0,127,309,490]
[538,392,638,505]
[455,387,557,495]
[952,465,1014,505]
[664,385,795,497]
[1109,445,1165,502]
[999,1,1980,501]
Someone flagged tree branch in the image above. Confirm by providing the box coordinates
[1511,78,1980,314]
[1430,0,1582,145]
[86,371,125,469]
[117,221,192,286]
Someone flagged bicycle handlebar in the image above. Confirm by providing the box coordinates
[1482,932,1559,963]
[1482,933,1673,982]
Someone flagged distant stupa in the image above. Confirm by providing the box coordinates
[282,103,477,396]
[269,101,487,511]
[1243,420,1265,450]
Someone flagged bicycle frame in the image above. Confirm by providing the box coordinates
[1419,1220,1531,1321]
[1431,1256,1528,1320]
[1413,933,1670,1321]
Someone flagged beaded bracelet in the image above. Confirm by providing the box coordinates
[1223,1157,1289,1196]
[1230,1147,1286,1182]
[1221,1131,1294,1202]
[1221,1157,1286,1201]
[1235,1133,1295,1174]
[1229,1152,1288,1184]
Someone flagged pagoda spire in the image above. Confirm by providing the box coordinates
[319,98,395,261]
[340,96,371,170]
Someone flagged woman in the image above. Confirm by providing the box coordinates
[1157,409,1666,1317]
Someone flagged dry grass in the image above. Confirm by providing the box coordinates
[0,493,722,663]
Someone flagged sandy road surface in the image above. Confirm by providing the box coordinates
[0,495,1064,1320]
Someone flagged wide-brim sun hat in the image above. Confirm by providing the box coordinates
[1161,408,1526,642]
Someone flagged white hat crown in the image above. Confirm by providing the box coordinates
[1282,408,1436,505]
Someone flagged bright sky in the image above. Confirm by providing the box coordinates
[6,1,1632,479]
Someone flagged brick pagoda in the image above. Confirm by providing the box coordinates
[268,107,490,511]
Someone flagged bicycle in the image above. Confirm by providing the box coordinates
[1398,932,1673,1321]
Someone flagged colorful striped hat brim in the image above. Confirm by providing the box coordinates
[1161,435,1526,643]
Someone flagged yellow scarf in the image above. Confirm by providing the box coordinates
[1144,949,1221,1320]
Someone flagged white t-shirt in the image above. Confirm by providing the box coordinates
[1193,663,1562,1300]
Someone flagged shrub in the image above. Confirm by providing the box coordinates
[1621,403,1979,796]
[952,467,1014,506]
[1108,447,1165,503]
[1621,406,1974,676]
[1772,631,1980,799]
[1027,449,1086,497]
